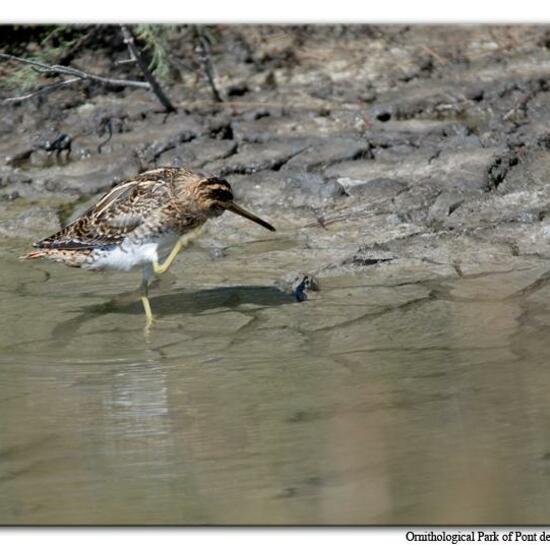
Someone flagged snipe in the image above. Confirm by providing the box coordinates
[23,167,275,327]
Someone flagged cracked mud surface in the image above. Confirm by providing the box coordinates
[2,25,550,524]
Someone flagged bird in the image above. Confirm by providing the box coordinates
[23,167,275,327]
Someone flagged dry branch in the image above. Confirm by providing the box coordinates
[0,53,151,90]
[120,25,176,113]
[194,26,223,103]
[1,77,81,105]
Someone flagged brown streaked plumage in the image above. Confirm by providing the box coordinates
[23,167,275,327]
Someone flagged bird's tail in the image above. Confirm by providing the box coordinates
[20,250,46,260]
[19,248,85,268]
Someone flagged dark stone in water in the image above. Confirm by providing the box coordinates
[292,274,320,302]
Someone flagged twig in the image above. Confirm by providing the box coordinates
[57,26,99,65]
[194,26,223,103]
[114,56,137,67]
[0,53,151,89]
[97,117,114,153]
[120,25,176,113]
[1,77,81,104]
[420,45,447,65]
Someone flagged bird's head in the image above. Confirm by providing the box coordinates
[195,177,276,232]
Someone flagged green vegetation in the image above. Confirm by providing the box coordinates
[1,25,177,94]
[134,25,175,82]
[2,26,84,91]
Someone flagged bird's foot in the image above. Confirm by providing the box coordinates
[141,295,156,332]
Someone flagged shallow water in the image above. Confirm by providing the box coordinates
[2,234,550,524]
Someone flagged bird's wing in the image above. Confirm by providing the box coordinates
[34,171,174,250]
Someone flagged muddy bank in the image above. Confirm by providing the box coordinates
[2,25,550,286]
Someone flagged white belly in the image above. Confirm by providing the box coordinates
[85,228,203,272]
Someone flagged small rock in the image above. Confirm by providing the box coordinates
[275,273,320,302]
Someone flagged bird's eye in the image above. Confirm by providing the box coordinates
[208,188,233,202]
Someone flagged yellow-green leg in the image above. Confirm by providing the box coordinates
[153,237,186,275]
[141,237,187,329]
[140,279,154,330]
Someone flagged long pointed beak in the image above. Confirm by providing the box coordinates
[225,202,276,232]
